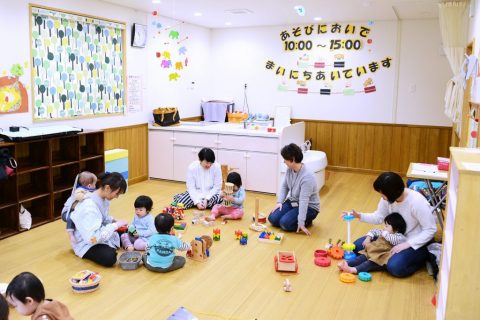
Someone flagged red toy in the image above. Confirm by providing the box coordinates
[274,251,298,273]
[234,230,243,240]
[213,228,220,241]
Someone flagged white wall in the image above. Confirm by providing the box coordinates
[469,0,480,103]
[210,20,452,126]
[0,0,211,130]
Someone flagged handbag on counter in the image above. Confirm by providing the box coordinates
[153,107,180,126]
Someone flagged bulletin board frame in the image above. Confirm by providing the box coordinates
[29,4,127,121]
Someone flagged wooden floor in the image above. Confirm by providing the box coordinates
[0,171,436,320]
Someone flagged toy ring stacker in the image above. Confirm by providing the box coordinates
[314,256,331,267]
[358,272,372,282]
[340,272,356,283]
[329,246,344,259]
[314,249,328,257]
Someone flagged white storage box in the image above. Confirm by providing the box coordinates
[280,150,328,191]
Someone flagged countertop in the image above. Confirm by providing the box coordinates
[148,121,282,138]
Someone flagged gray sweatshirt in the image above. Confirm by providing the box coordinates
[277,164,320,227]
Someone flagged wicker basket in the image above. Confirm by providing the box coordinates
[69,270,101,294]
[227,112,248,123]
[119,252,143,270]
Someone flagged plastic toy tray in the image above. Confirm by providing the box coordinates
[119,252,143,270]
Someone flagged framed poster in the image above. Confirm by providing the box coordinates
[30,5,126,120]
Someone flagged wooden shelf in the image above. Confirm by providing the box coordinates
[0,131,105,239]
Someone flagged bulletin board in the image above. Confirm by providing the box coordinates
[29,5,126,121]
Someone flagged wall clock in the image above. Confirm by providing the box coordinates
[131,23,147,48]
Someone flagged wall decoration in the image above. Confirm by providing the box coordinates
[0,63,29,114]
[150,13,190,81]
[30,5,126,121]
[264,22,393,96]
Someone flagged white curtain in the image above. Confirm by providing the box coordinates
[438,2,469,125]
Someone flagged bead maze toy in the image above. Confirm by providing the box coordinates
[69,270,101,293]
[223,182,234,207]
[186,235,213,262]
[213,228,221,241]
[249,198,267,232]
[258,230,284,244]
[274,251,298,273]
[342,212,356,260]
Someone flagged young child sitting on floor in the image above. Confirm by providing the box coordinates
[61,171,97,246]
[120,195,156,251]
[338,212,407,274]
[6,272,73,320]
[143,213,191,273]
[206,172,245,222]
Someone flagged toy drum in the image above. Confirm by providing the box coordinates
[69,270,101,293]
[253,213,267,224]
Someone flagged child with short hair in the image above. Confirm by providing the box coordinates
[338,212,407,274]
[6,272,73,320]
[206,172,245,221]
[0,293,8,320]
[120,195,156,251]
[61,171,97,246]
[143,213,191,273]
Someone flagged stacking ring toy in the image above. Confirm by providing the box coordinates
[329,246,344,259]
[314,256,331,267]
[314,249,328,257]
[358,272,372,282]
[340,272,356,283]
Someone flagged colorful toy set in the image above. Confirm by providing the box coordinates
[186,235,212,262]
[163,202,185,220]
[173,222,187,232]
[234,230,244,240]
[342,213,356,260]
[258,231,284,244]
[239,232,248,245]
[274,251,298,273]
[213,228,221,241]
[69,270,101,293]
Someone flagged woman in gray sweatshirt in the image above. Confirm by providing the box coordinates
[268,143,320,235]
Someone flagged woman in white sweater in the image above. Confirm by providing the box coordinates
[173,148,222,210]
[347,172,437,277]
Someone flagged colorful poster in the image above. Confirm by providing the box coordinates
[30,6,126,120]
[0,63,29,114]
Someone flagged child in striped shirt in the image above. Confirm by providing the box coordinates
[338,212,407,274]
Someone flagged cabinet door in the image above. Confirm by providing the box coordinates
[246,152,278,193]
[173,146,201,182]
[149,130,174,180]
[174,132,218,148]
[217,150,247,185]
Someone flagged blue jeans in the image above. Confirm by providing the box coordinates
[347,254,384,273]
[268,200,318,232]
[354,236,429,278]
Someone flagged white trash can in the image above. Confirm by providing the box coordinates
[279,150,328,191]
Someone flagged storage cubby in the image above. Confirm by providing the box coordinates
[0,205,19,238]
[21,196,51,227]
[15,140,49,173]
[0,130,104,239]
[80,157,104,176]
[51,136,79,166]
[53,163,79,192]
[18,169,50,202]
[80,132,104,160]
[53,190,72,219]
[0,177,17,208]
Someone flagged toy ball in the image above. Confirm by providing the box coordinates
[69,270,101,293]
[358,272,372,282]
[339,272,356,283]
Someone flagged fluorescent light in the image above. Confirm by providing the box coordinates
[194,12,203,17]
[314,17,322,21]
[152,0,161,4]
[225,22,232,26]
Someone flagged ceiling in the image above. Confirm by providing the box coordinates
[99,0,449,29]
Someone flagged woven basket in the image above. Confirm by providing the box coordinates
[227,112,248,123]
[119,252,143,270]
[69,270,101,294]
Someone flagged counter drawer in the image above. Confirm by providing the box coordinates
[218,135,278,153]
[174,132,217,148]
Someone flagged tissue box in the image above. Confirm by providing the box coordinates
[437,157,450,171]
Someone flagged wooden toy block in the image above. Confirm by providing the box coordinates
[223,182,234,207]
[173,222,187,232]
[258,231,284,244]
[186,235,212,262]
[274,251,298,273]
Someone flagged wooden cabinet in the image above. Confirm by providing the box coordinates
[437,147,480,320]
[0,131,104,239]
[149,130,174,180]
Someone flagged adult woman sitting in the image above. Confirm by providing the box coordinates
[268,143,320,236]
[71,172,128,267]
[173,147,222,210]
[347,171,437,277]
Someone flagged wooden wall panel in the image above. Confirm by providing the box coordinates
[104,123,148,185]
[294,119,452,175]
